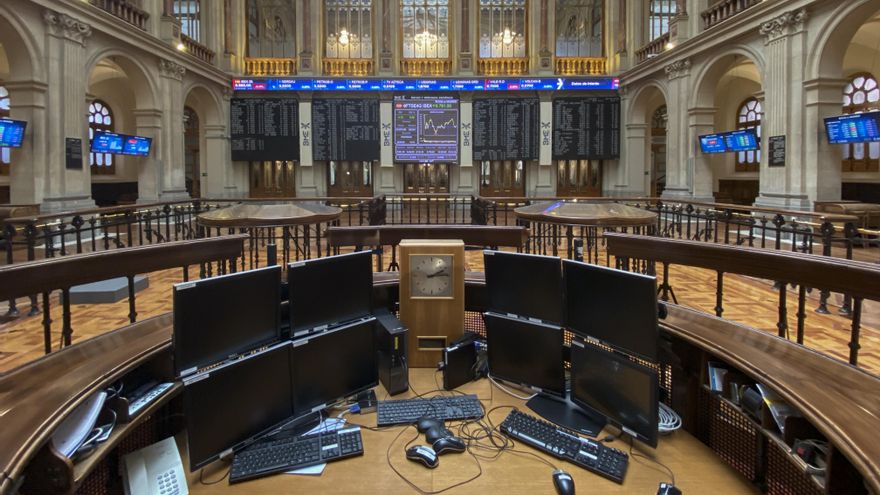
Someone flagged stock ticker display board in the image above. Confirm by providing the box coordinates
[312,98,381,161]
[231,98,299,161]
[393,96,460,163]
[552,97,621,160]
[473,98,539,161]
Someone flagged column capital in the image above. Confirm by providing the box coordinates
[759,8,808,44]
[665,58,691,80]
[43,10,93,46]
[158,59,186,81]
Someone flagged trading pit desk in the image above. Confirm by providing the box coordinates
[185,368,754,494]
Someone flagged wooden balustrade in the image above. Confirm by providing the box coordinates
[476,57,529,76]
[701,0,761,30]
[636,32,670,63]
[181,34,215,65]
[400,58,452,76]
[245,57,298,76]
[554,57,607,75]
[322,58,373,76]
[88,0,149,30]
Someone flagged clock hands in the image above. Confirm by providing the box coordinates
[426,269,449,278]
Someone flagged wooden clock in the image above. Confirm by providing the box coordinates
[398,239,465,368]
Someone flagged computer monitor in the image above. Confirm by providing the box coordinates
[483,250,563,325]
[570,337,659,448]
[288,251,373,337]
[173,265,281,376]
[824,110,880,144]
[184,343,294,471]
[484,311,565,398]
[0,118,27,148]
[290,317,378,414]
[564,260,659,361]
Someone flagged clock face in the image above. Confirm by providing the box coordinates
[410,255,454,298]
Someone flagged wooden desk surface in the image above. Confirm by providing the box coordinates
[186,369,756,494]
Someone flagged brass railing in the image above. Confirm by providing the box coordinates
[476,57,529,76]
[400,58,452,76]
[181,35,215,65]
[702,0,761,30]
[554,57,607,75]
[245,57,298,76]
[636,32,670,64]
[323,58,374,76]
[89,0,149,30]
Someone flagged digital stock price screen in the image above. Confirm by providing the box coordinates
[393,96,459,163]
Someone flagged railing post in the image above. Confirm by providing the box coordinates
[715,272,724,318]
[849,297,863,366]
[127,274,137,323]
[816,221,834,314]
[777,281,788,339]
[796,285,806,345]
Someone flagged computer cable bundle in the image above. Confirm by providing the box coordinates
[488,374,538,401]
[658,402,682,433]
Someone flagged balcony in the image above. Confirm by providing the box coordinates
[636,32,670,64]
[400,58,452,76]
[477,57,529,76]
[554,57,607,76]
[323,59,373,76]
[181,35,215,65]
[702,0,761,30]
[244,58,297,76]
[88,0,148,31]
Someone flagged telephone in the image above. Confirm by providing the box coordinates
[122,436,189,495]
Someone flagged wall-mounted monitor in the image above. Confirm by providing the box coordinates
[698,128,759,154]
[0,118,27,148]
[825,110,880,144]
[91,131,152,156]
[393,96,459,163]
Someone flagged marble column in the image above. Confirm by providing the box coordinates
[157,59,188,200]
[755,9,811,209]
[804,78,847,203]
[204,124,232,198]
[133,108,163,202]
[688,106,716,201]
[621,122,648,196]
[41,10,96,212]
[5,81,48,205]
[662,58,692,199]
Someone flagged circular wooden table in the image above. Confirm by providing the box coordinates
[514,201,658,261]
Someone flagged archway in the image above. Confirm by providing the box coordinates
[626,83,667,197]
[183,85,224,198]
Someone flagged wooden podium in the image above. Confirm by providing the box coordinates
[398,239,465,368]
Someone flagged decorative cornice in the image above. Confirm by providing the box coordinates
[159,59,186,81]
[665,59,691,80]
[759,9,808,42]
[43,10,92,45]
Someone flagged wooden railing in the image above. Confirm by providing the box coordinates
[476,57,529,76]
[701,0,761,30]
[88,0,149,30]
[554,57,607,75]
[0,235,246,355]
[245,57,298,76]
[322,58,373,76]
[181,34,215,64]
[636,32,670,63]
[400,58,452,76]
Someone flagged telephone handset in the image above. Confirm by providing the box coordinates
[122,436,189,495]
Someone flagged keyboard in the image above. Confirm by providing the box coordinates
[500,410,629,484]
[376,394,484,426]
[229,427,364,483]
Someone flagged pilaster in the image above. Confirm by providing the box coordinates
[157,59,189,200]
[536,92,554,196]
[662,58,692,199]
[378,94,396,193]
[458,93,475,194]
[688,106,717,201]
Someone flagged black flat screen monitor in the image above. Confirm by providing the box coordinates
[91,130,152,156]
[564,260,658,361]
[184,343,293,471]
[484,311,565,398]
[290,317,378,414]
[570,338,659,447]
[0,118,27,148]
[698,128,759,154]
[825,110,880,144]
[173,265,281,376]
[483,250,563,325]
[288,251,372,337]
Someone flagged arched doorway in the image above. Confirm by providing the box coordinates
[184,106,200,197]
[650,105,667,197]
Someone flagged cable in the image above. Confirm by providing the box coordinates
[658,402,681,433]
[628,436,675,486]
[385,424,483,494]
[199,464,230,485]
[488,375,537,401]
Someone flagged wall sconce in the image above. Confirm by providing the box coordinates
[338,29,350,46]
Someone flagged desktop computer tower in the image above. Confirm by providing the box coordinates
[375,310,409,396]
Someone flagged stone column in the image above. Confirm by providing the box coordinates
[662,58,692,199]
[6,82,48,205]
[538,0,553,73]
[379,0,394,73]
[621,123,648,196]
[203,0,223,58]
[804,78,846,203]
[298,0,315,74]
[157,59,189,199]
[755,9,811,209]
[133,109,163,202]
[688,106,716,201]
[459,0,473,73]
[670,0,690,45]
[41,10,96,212]
[458,93,475,194]
[204,123,233,198]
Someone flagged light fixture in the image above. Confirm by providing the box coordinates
[338,29,350,46]
[177,41,186,51]
[501,27,515,45]
[665,42,675,50]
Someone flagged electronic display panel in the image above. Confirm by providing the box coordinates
[699,134,727,154]
[0,119,27,148]
[825,111,880,144]
[698,128,759,154]
[232,77,621,92]
[393,96,459,163]
[91,131,153,156]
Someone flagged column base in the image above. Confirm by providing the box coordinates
[40,195,96,213]
[753,193,812,211]
[608,185,647,197]
[159,189,192,201]
[660,187,691,199]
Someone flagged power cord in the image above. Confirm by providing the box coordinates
[658,402,682,433]
[488,375,537,401]
[385,424,483,494]
[199,463,230,485]
[628,436,675,486]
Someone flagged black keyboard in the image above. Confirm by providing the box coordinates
[376,394,484,426]
[229,427,364,484]
[500,410,629,484]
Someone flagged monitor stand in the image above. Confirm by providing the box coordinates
[526,394,607,437]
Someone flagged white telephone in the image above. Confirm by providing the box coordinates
[122,436,189,495]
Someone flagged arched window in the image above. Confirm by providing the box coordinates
[401,0,450,60]
[89,100,115,175]
[247,0,297,59]
[324,0,374,60]
[649,0,676,41]
[555,0,603,58]
[478,0,527,59]
[174,0,201,42]
[0,85,10,176]
[842,73,880,172]
[735,97,762,172]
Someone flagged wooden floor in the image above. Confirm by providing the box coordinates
[1,244,878,376]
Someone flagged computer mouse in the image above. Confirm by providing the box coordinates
[657,482,682,495]
[552,469,575,495]
[432,436,466,455]
[416,417,444,433]
[406,445,439,469]
[425,425,455,444]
